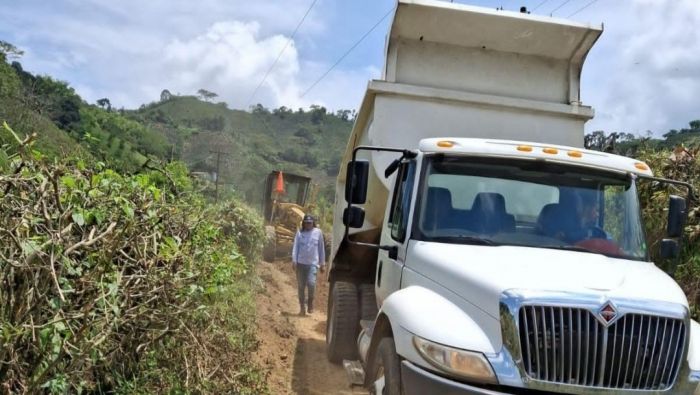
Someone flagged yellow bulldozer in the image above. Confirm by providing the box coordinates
[262,171,315,261]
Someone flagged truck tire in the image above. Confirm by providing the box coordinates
[367,337,401,395]
[326,281,359,363]
[359,283,378,321]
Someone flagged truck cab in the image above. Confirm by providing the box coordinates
[343,138,698,394]
[325,1,700,394]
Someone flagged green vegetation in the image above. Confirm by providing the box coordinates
[583,132,700,317]
[5,35,700,391]
[2,42,354,208]
[631,145,700,318]
[132,98,353,204]
[1,43,273,393]
[0,124,267,393]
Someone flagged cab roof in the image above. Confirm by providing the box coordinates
[419,138,653,177]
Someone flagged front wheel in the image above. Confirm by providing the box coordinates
[367,338,401,395]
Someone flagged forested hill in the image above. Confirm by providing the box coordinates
[3,41,700,207]
[1,47,354,205]
[131,97,354,202]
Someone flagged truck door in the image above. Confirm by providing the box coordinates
[376,160,416,304]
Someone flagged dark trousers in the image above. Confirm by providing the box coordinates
[295,264,317,308]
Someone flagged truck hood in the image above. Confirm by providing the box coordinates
[407,241,688,320]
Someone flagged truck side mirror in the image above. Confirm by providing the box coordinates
[343,207,365,228]
[667,195,687,238]
[345,160,369,204]
[660,239,680,260]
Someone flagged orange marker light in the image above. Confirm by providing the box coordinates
[567,150,583,158]
[437,141,454,148]
[543,147,559,155]
[517,145,533,152]
[634,162,649,171]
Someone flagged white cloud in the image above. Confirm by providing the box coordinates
[8,0,699,134]
[158,21,303,109]
[582,0,700,135]
[0,0,328,107]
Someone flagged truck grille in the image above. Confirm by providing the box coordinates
[518,306,686,390]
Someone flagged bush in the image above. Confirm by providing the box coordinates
[217,199,266,264]
[635,145,700,316]
[0,123,267,393]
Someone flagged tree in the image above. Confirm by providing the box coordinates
[335,109,351,121]
[273,106,292,118]
[309,105,326,124]
[0,40,23,61]
[584,131,638,154]
[197,89,218,101]
[584,131,621,153]
[56,96,81,130]
[251,103,269,115]
[294,127,314,143]
[160,89,173,102]
[97,98,111,111]
[0,57,21,97]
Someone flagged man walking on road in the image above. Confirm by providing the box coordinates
[292,214,325,316]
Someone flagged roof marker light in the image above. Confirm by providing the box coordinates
[567,150,583,158]
[543,147,558,155]
[634,162,649,171]
[437,141,454,148]
[517,145,533,152]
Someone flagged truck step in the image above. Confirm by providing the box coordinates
[342,359,365,386]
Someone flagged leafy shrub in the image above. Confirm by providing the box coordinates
[635,145,700,316]
[217,199,265,264]
[0,123,267,393]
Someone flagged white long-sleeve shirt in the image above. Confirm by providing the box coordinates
[292,227,325,268]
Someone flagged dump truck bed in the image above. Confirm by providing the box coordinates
[331,0,602,266]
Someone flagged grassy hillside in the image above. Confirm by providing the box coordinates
[129,97,354,204]
[2,46,353,210]
[1,55,169,173]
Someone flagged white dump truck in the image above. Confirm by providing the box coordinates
[325,1,700,394]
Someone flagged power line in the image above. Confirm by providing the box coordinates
[246,0,318,108]
[300,5,396,98]
[567,0,599,17]
[549,0,573,15]
[532,0,550,11]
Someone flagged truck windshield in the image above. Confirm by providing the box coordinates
[415,156,647,260]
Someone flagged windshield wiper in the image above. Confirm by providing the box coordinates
[431,235,498,246]
[539,244,593,253]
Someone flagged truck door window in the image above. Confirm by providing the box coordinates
[389,161,416,242]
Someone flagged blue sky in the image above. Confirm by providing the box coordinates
[2,0,700,136]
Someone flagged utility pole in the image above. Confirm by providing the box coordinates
[209,149,230,203]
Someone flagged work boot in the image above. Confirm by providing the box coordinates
[307,300,314,314]
[299,305,306,316]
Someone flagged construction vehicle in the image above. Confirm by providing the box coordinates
[326,1,700,394]
[261,170,312,261]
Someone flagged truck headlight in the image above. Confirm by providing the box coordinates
[413,336,497,384]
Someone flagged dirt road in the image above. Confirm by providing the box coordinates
[254,260,368,395]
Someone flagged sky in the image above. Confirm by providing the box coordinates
[1,0,699,136]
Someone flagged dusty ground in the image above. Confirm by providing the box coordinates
[254,260,368,395]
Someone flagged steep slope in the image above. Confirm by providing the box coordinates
[130,97,354,203]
